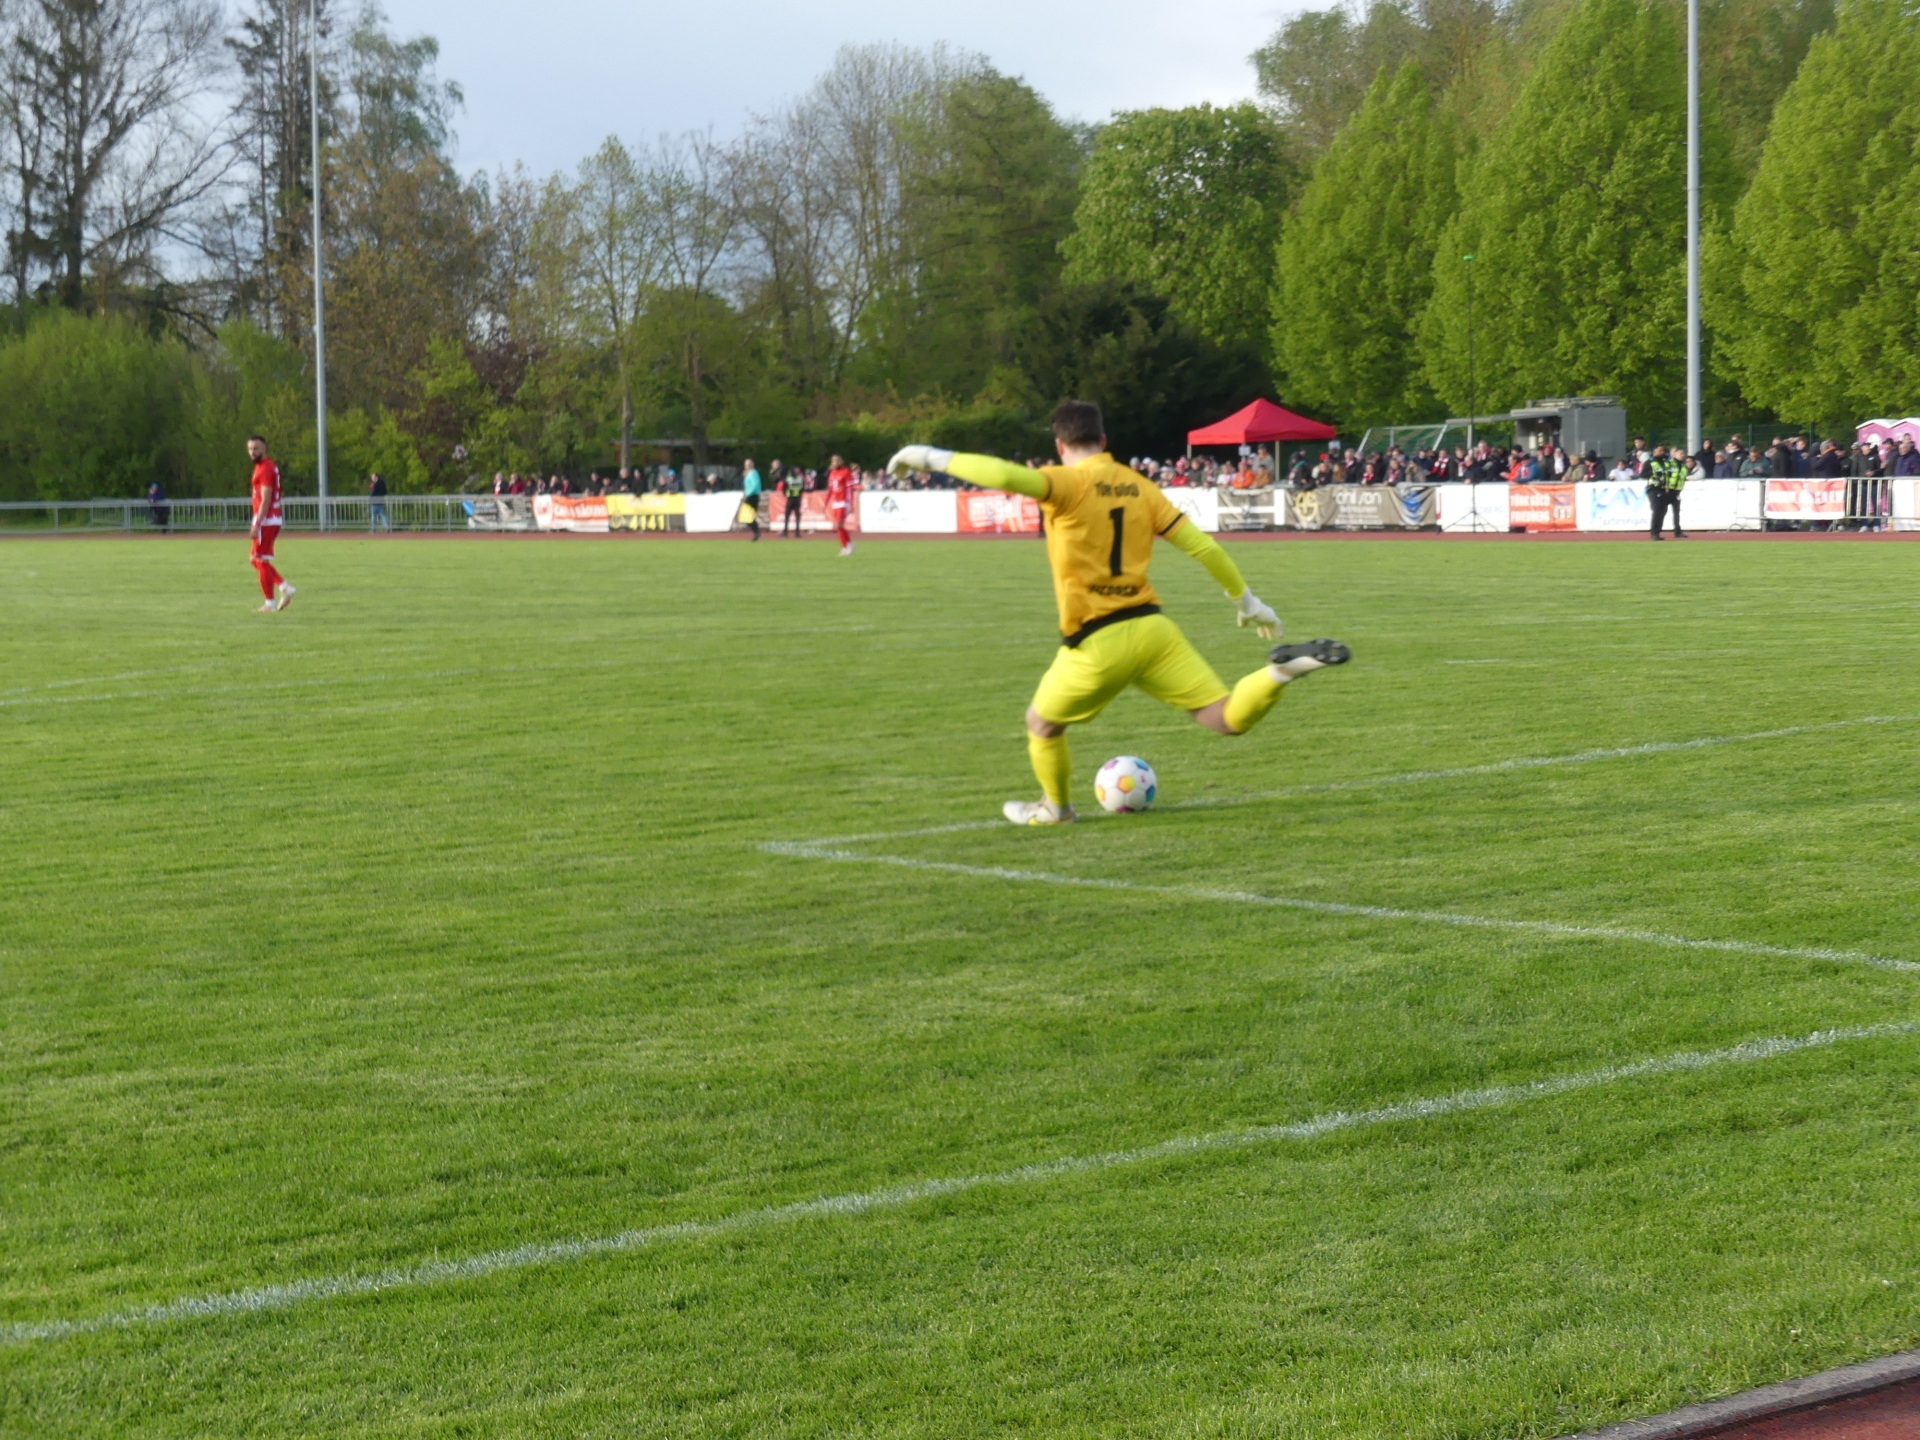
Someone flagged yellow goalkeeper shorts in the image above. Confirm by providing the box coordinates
[1030,613,1229,726]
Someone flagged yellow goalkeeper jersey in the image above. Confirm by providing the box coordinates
[1037,453,1188,645]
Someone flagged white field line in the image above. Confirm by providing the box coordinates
[793,714,1919,846]
[762,845,1920,975]
[5,1021,1910,1348]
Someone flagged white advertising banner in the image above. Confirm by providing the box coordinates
[859,490,959,533]
[686,491,750,533]
[1673,478,1764,531]
[1764,478,1846,520]
[1435,484,1509,532]
[1576,480,1650,531]
[1893,478,1920,530]
[1164,487,1220,532]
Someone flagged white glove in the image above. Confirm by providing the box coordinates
[886,444,955,479]
[1235,589,1281,641]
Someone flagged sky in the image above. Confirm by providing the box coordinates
[378,0,1296,179]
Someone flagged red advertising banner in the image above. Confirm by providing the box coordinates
[767,492,858,533]
[534,495,610,532]
[1764,478,1845,519]
[957,491,1042,533]
[1508,483,1576,530]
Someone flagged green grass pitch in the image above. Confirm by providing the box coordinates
[2,532,1917,1438]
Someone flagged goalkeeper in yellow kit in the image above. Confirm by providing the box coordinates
[889,400,1349,825]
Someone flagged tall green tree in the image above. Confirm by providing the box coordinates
[1063,103,1295,352]
[1417,0,1737,424]
[855,69,1081,404]
[1708,0,1920,422]
[1273,62,1457,427]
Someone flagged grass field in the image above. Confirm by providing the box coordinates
[2,531,1917,1439]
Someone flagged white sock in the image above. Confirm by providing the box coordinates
[1270,656,1323,681]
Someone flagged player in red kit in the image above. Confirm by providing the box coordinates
[247,436,294,612]
[825,454,856,556]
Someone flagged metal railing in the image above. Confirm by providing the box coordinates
[0,495,474,533]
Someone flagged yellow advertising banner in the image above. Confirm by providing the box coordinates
[606,494,686,532]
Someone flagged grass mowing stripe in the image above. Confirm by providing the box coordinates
[794,713,1920,845]
[764,844,1920,974]
[6,1020,1909,1349]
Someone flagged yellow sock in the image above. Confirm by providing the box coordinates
[1222,667,1287,735]
[1028,730,1073,807]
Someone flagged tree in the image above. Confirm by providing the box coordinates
[1063,103,1295,353]
[642,132,739,464]
[1252,0,1499,158]
[571,138,656,469]
[856,68,1081,403]
[1416,0,1738,424]
[1,0,226,314]
[1274,61,1457,427]
[222,0,340,336]
[1708,0,1920,422]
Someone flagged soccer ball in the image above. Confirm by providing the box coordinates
[1093,756,1157,814]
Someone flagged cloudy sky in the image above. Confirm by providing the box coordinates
[379,0,1294,178]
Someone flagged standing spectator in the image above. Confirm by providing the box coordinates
[1895,437,1920,476]
[368,471,390,531]
[781,461,805,537]
[146,480,170,533]
[1811,440,1846,478]
[1768,437,1792,478]
[1607,455,1637,484]
[741,458,763,541]
[1647,443,1687,539]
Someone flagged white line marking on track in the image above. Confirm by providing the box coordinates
[797,714,1918,845]
[761,844,1919,974]
[6,1021,1909,1347]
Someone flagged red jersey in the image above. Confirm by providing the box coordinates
[251,457,282,526]
[826,466,854,507]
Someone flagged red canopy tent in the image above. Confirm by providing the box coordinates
[1187,398,1337,447]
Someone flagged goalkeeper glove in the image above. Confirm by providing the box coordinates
[886,444,955,479]
[1235,589,1282,641]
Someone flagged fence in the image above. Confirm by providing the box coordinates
[0,495,474,533]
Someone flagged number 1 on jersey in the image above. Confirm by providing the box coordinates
[1107,507,1125,576]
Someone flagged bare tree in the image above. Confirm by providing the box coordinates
[571,137,657,471]
[646,130,739,464]
[4,0,228,311]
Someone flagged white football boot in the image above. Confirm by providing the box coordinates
[1002,799,1076,826]
[274,581,296,610]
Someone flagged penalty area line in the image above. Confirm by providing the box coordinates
[4,1021,1911,1347]
[761,843,1920,975]
[794,713,1919,847]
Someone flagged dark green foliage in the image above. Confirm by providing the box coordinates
[1708,0,1920,423]
[1274,62,1458,428]
[1063,104,1297,351]
[0,310,186,500]
[853,71,1083,403]
[1418,0,1740,423]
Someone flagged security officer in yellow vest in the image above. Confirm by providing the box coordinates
[1647,444,1688,540]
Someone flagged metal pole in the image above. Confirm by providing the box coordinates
[1686,0,1701,462]
[1464,254,1476,454]
[310,0,330,531]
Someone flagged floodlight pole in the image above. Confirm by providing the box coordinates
[1465,252,1479,531]
[1686,0,1701,462]
[310,0,331,530]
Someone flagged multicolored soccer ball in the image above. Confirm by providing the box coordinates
[1093,755,1158,814]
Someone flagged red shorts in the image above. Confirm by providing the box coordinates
[252,524,279,563]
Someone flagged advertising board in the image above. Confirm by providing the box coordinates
[1764,478,1846,520]
[859,491,959,533]
[957,491,1041,533]
[1575,480,1650,531]
[534,495,610,533]
[1509,484,1576,530]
